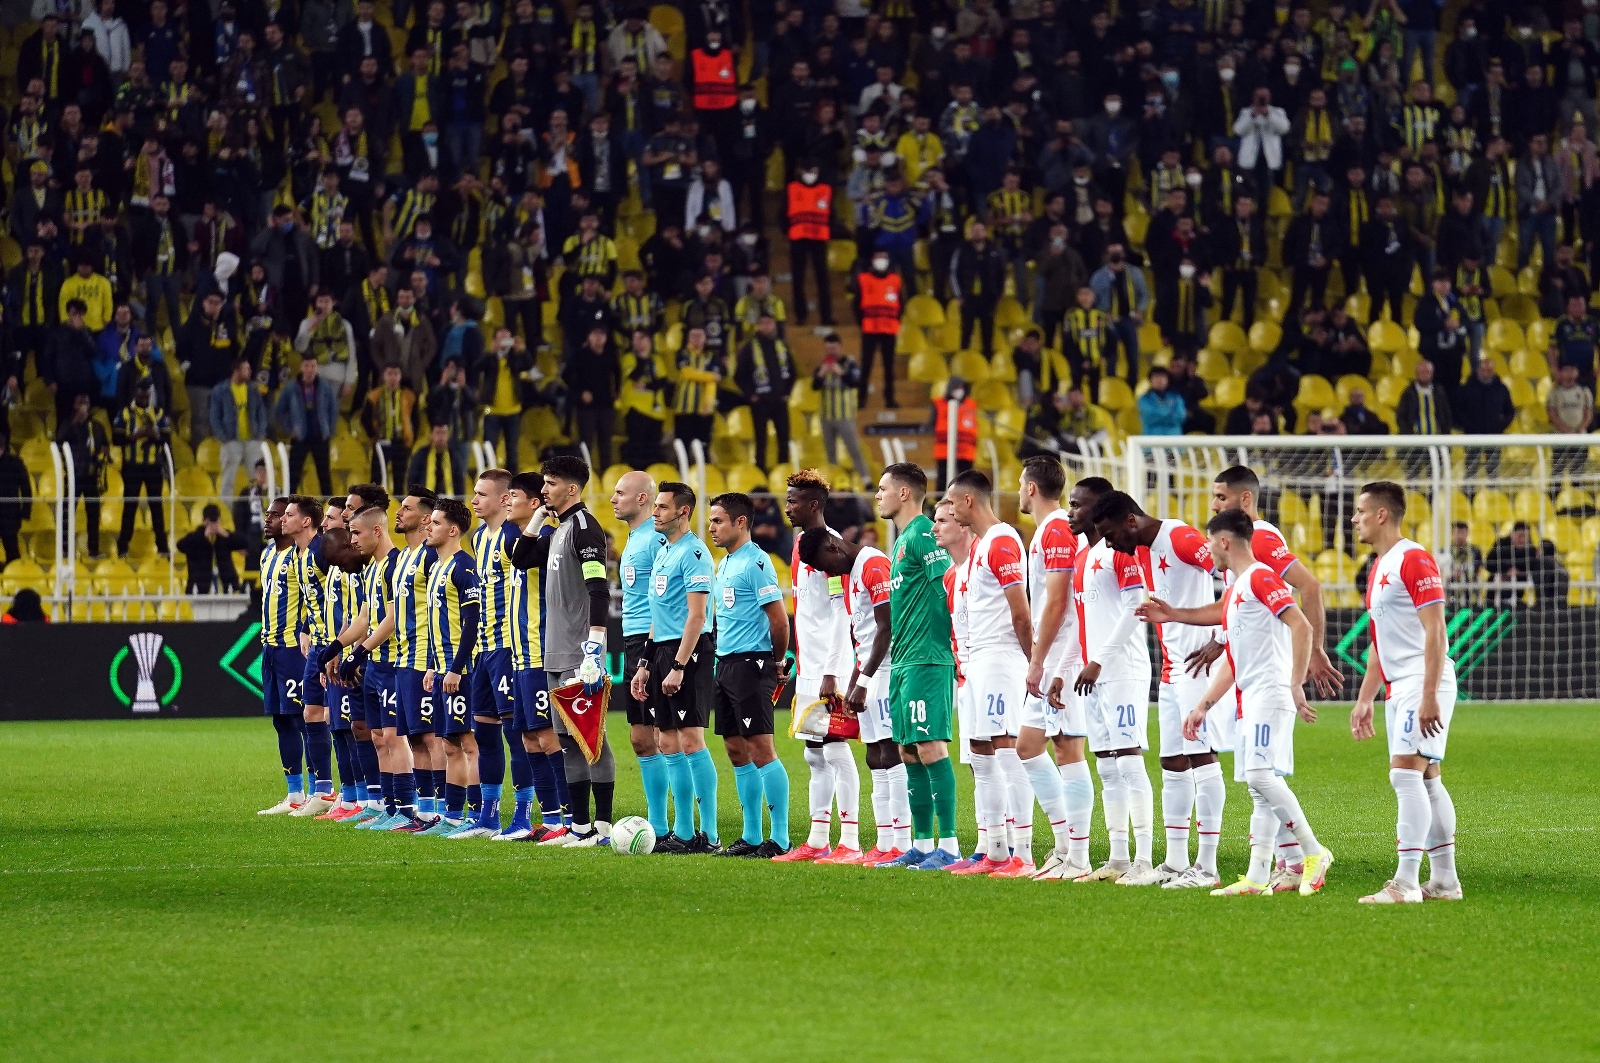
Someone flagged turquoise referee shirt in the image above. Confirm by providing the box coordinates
[713,541,783,656]
[648,532,714,637]
[619,525,668,638]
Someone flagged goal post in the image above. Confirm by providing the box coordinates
[1123,434,1600,701]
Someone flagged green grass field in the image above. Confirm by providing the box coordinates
[3,704,1598,1062]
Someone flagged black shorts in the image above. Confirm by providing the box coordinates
[714,653,778,738]
[621,634,652,726]
[648,635,713,731]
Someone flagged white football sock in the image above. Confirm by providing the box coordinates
[1023,752,1072,853]
[1275,821,1304,867]
[1117,754,1154,865]
[971,754,1007,860]
[938,835,961,855]
[869,767,893,851]
[996,747,1032,863]
[1193,761,1225,877]
[1096,756,1130,864]
[803,745,835,849]
[1247,769,1322,859]
[1246,785,1276,884]
[887,762,911,852]
[1160,767,1194,871]
[970,765,989,855]
[1059,759,1094,864]
[1391,767,1429,888]
[1424,775,1458,887]
[823,742,860,850]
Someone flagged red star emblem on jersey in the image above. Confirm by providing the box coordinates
[959,583,968,594]
[1092,557,1104,572]
[1379,573,1391,587]
[1157,554,1171,572]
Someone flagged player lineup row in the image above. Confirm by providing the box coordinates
[251,459,1462,903]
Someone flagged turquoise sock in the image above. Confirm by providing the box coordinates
[686,748,719,843]
[663,752,693,840]
[638,753,670,837]
[758,759,791,849]
[734,762,764,845]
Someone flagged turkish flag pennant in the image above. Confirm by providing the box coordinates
[552,678,610,764]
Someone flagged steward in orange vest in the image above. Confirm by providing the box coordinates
[787,163,833,325]
[855,255,902,407]
[786,177,832,241]
[690,32,737,111]
[933,380,979,474]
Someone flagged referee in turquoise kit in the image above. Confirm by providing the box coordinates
[706,492,793,858]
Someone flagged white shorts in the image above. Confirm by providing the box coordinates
[1207,684,1240,753]
[1085,676,1151,753]
[856,668,894,745]
[1017,661,1087,738]
[966,650,1028,739]
[1234,687,1296,782]
[956,683,976,763]
[1385,672,1456,762]
[1157,675,1213,757]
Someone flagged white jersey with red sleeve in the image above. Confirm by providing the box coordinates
[1027,509,1080,673]
[792,529,852,682]
[1367,538,1456,685]
[843,545,894,669]
[945,563,968,672]
[1074,536,1151,682]
[1221,518,1299,588]
[1219,562,1297,697]
[1140,518,1218,683]
[963,523,1028,659]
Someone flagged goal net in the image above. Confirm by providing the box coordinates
[1124,435,1600,702]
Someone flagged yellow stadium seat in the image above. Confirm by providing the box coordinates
[903,294,946,328]
[1472,490,1513,524]
[1247,321,1281,355]
[826,241,857,273]
[646,463,680,487]
[1525,318,1555,353]
[1115,405,1143,434]
[1507,376,1538,408]
[993,407,1026,442]
[1499,294,1539,325]
[1195,349,1231,383]
[995,297,1027,328]
[1208,321,1248,355]
[973,380,1013,412]
[1295,375,1335,409]
[1486,319,1524,353]
[896,327,928,357]
[1124,211,1149,249]
[720,406,755,442]
[1098,377,1135,412]
[1209,375,1246,410]
[1507,348,1549,380]
[724,464,766,494]
[1267,186,1293,217]
[1334,374,1374,405]
[1368,320,1407,353]
[1373,375,1408,406]
[1555,487,1593,511]
[949,350,991,385]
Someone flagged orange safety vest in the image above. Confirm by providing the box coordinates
[787,182,831,241]
[933,397,978,462]
[858,271,902,335]
[691,48,737,110]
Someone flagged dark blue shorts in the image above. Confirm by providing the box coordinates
[331,682,357,730]
[300,649,328,707]
[362,661,397,730]
[435,680,473,738]
[470,649,516,719]
[511,668,552,733]
[396,668,430,737]
[262,646,307,716]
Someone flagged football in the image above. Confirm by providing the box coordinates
[610,815,656,855]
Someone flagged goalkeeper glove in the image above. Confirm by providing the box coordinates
[339,644,370,683]
[577,639,606,694]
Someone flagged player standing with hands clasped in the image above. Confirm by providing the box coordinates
[1350,481,1462,904]
[1183,509,1332,897]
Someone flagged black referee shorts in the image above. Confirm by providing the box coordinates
[621,633,652,726]
[714,652,779,738]
[648,635,714,731]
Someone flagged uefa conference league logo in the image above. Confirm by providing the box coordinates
[109,631,183,714]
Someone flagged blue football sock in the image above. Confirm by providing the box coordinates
[432,769,448,808]
[466,783,482,814]
[393,771,417,817]
[547,751,571,824]
[340,783,358,803]
[663,751,693,840]
[512,785,535,828]
[357,740,382,802]
[686,748,719,843]
[443,782,466,817]
[734,762,764,845]
[415,765,436,815]
[304,721,334,794]
[638,753,670,837]
[482,782,503,803]
[332,730,357,793]
[272,714,303,790]
[528,747,561,823]
[507,736,534,789]
[758,759,791,849]
[286,772,305,797]
[380,771,395,815]
[474,719,505,785]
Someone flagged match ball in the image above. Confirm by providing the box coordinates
[611,816,656,855]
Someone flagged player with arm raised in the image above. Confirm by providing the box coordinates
[1091,490,1223,888]
[778,469,861,863]
[872,463,964,870]
[1018,457,1097,881]
[797,522,906,866]
[611,470,670,841]
[512,455,618,848]
[944,470,1037,879]
[709,493,794,858]
[257,497,310,815]
[1350,481,1462,904]
[1141,464,1341,892]
[1182,508,1332,897]
[418,499,481,834]
[625,481,719,855]
[1070,476,1155,883]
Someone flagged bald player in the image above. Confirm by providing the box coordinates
[611,470,670,839]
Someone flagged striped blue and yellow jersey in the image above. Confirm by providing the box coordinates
[363,547,401,665]
[296,534,331,644]
[508,522,554,671]
[325,563,364,642]
[392,542,437,670]
[471,520,520,655]
[260,543,301,648]
[427,552,482,674]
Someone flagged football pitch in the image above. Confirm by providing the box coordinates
[3,705,1598,1063]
